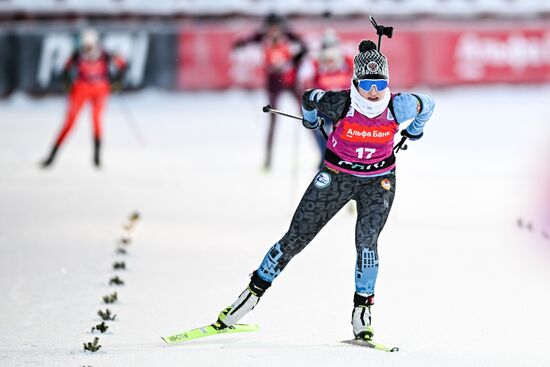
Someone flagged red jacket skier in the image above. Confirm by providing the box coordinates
[299,29,354,92]
[298,29,354,168]
[41,28,127,168]
[233,13,307,171]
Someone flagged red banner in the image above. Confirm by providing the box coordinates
[177,21,550,90]
[178,26,239,90]
[423,26,550,85]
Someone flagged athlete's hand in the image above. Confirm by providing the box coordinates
[301,106,319,129]
[233,40,246,49]
[62,81,71,93]
[392,93,420,123]
[62,72,73,93]
[400,128,423,141]
[110,81,122,92]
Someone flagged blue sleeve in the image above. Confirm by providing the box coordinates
[301,105,318,123]
[301,89,322,122]
[406,93,435,136]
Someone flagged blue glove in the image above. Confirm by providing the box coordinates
[394,93,435,140]
[392,93,419,124]
[401,129,423,141]
[301,106,319,129]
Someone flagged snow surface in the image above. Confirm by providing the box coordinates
[0,86,549,367]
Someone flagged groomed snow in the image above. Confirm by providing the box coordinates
[0,86,549,367]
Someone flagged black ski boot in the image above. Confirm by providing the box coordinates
[93,138,101,168]
[40,145,59,168]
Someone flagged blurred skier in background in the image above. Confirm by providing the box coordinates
[297,28,354,168]
[212,39,435,344]
[233,13,308,171]
[41,28,127,168]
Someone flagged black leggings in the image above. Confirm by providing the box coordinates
[256,167,396,295]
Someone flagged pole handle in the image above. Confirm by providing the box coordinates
[318,117,328,140]
[393,136,408,153]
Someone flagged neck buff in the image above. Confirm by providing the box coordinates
[349,81,391,118]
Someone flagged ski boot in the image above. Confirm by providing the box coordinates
[93,138,101,168]
[351,293,375,340]
[40,145,59,168]
[214,271,271,329]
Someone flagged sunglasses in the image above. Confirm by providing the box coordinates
[357,79,389,92]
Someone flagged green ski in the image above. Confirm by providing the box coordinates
[342,338,399,352]
[162,323,260,344]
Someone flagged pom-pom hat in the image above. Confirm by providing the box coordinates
[353,40,389,80]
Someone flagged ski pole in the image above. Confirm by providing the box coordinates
[393,136,408,153]
[262,104,328,140]
[113,91,146,147]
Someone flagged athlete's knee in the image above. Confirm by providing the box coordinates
[356,222,379,246]
[65,106,82,123]
[59,118,76,136]
[280,232,310,254]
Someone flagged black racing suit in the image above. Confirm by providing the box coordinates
[254,90,396,297]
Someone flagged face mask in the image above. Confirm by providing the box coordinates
[349,80,391,118]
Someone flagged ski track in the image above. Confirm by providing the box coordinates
[0,87,549,367]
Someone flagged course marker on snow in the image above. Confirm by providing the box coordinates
[97,309,116,321]
[83,337,101,352]
[109,276,124,286]
[162,323,259,344]
[102,292,118,304]
[91,321,109,334]
[116,247,127,255]
[113,261,126,270]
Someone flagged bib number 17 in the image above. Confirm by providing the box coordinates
[356,147,376,159]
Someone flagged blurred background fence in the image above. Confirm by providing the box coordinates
[1,0,550,97]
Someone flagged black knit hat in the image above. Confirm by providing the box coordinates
[353,40,389,80]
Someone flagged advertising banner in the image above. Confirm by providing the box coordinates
[0,27,179,96]
[2,20,550,96]
[423,26,550,85]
